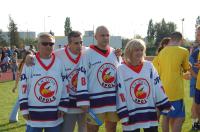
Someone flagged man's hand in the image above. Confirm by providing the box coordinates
[183,71,191,80]
[57,110,65,118]
[25,54,35,66]
[23,114,30,120]
[80,106,89,113]
[114,48,122,57]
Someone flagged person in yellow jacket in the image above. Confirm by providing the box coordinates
[156,32,191,132]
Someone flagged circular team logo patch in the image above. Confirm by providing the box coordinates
[97,63,116,88]
[130,78,150,104]
[67,69,79,94]
[34,76,58,103]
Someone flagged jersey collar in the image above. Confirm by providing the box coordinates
[123,61,143,73]
[65,45,81,64]
[36,52,55,71]
[90,44,110,57]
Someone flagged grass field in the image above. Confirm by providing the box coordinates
[0,80,196,132]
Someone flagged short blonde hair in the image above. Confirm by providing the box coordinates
[124,39,146,62]
[37,32,55,43]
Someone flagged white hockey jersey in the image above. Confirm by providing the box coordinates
[77,45,121,114]
[18,52,69,127]
[116,61,171,131]
[54,46,87,113]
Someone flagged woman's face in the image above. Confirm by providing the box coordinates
[130,47,144,63]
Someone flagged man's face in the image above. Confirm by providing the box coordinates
[95,28,109,47]
[68,36,82,55]
[38,36,54,56]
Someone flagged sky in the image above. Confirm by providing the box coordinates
[1,0,200,40]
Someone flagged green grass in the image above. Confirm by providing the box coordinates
[0,80,196,132]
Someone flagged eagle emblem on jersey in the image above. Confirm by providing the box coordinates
[67,69,79,94]
[34,76,58,103]
[130,78,150,104]
[97,63,116,88]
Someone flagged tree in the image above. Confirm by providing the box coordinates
[196,16,200,27]
[0,29,8,47]
[133,34,143,39]
[145,18,176,55]
[147,19,155,46]
[64,17,72,36]
[22,38,37,47]
[8,16,20,48]
[154,18,176,47]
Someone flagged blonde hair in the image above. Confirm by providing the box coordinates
[124,39,146,62]
[37,32,55,43]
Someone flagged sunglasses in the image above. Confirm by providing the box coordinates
[41,42,54,46]
[101,34,109,37]
[74,41,83,45]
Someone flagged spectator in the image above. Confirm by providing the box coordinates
[9,50,33,123]
[18,46,27,59]
[189,25,200,130]
[6,47,12,57]
[1,47,6,61]
[0,53,10,72]
[11,46,19,57]
[29,44,36,54]
[10,52,18,80]
[0,47,3,63]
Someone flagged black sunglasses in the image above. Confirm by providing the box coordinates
[74,41,83,45]
[41,42,54,46]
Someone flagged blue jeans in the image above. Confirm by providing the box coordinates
[11,65,17,80]
[9,98,19,121]
[26,124,61,132]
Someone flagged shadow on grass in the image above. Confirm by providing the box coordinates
[0,122,10,127]
[188,129,198,132]
[0,124,25,132]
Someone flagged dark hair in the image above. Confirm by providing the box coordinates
[19,50,32,71]
[156,37,171,54]
[29,45,33,49]
[68,31,82,43]
[170,32,183,42]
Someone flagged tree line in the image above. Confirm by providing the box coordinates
[1,16,200,55]
[0,16,73,48]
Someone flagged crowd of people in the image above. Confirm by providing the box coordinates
[0,45,36,80]
[4,25,200,132]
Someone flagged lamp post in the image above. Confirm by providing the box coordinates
[181,18,184,36]
[44,16,51,32]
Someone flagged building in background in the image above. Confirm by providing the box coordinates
[54,36,68,49]
[54,31,122,49]
[2,32,36,42]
